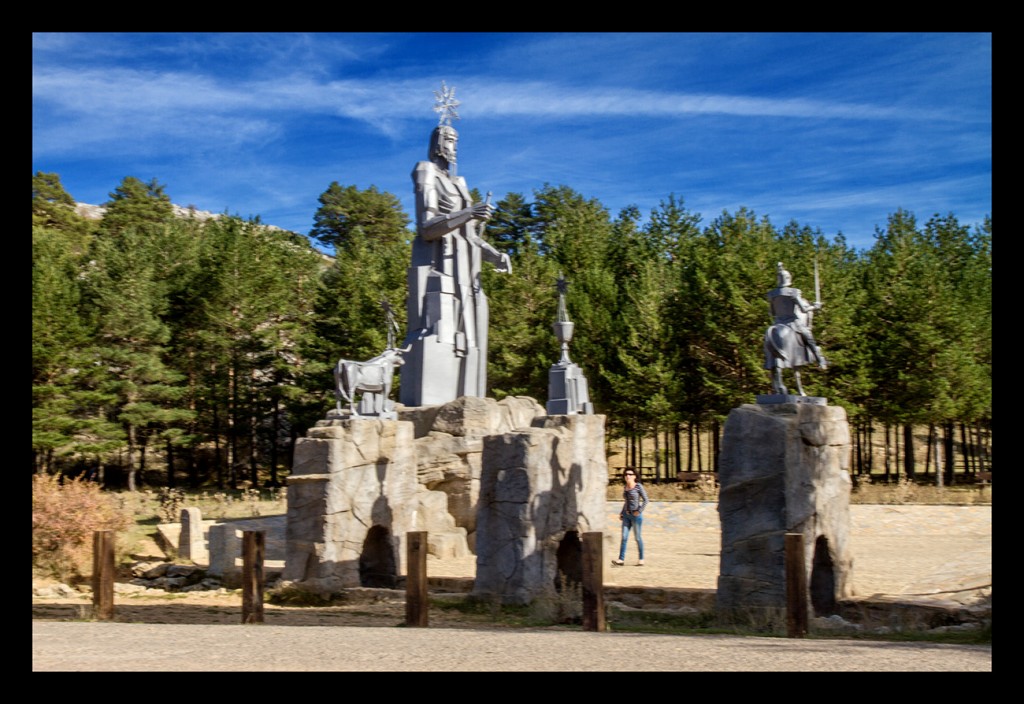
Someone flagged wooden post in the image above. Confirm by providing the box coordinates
[241,530,265,624]
[581,532,605,632]
[92,530,115,621]
[405,531,429,627]
[785,532,808,638]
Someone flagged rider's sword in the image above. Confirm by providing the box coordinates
[814,257,821,307]
[809,257,822,329]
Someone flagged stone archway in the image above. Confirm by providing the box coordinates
[810,534,837,616]
[554,530,583,593]
[359,525,397,588]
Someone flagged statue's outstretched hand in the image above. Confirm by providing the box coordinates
[497,252,512,274]
[471,201,495,221]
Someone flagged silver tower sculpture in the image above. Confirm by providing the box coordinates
[546,274,594,415]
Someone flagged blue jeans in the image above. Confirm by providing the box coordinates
[618,512,644,561]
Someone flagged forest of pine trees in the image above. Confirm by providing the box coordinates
[32,172,992,490]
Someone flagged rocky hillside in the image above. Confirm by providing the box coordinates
[74,202,286,232]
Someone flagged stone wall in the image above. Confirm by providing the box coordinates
[187,397,543,597]
[715,402,853,617]
[280,418,425,594]
[472,414,608,605]
[400,395,545,550]
[275,397,595,601]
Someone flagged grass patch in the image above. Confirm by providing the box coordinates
[434,597,990,644]
[610,607,990,643]
[432,595,554,628]
[267,585,338,607]
[839,624,991,645]
[114,486,288,523]
[849,477,991,505]
[607,608,721,635]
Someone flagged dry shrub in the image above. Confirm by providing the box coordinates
[528,573,583,624]
[850,476,989,505]
[156,487,186,522]
[717,605,787,635]
[691,473,719,500]
[242,486,263,517]
[32,473,133,582]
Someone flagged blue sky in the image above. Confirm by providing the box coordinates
[32,32,991,252]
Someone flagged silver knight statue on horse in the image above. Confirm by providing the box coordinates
[763,261,827,396]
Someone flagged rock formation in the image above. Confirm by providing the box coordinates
[472,413,608,605]
[715,401,853,618]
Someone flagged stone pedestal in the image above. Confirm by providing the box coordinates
[472,414,608,605]
[279,397,576,600]
[178,507,206,563]
[281,418,421,594]
[715,402,853,618]
[547,363,594,415]
[756,394,826,406]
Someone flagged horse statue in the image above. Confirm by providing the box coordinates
[334,346,408,419]
[763,262,826,397]
[764,324,817,396]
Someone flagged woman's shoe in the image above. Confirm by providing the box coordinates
[611,559,624,566]
[637,560,645,566]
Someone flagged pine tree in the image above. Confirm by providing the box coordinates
[601,199,703,472]
[309,182,410,253]
[32,171,95,252]
[487,192,539,258]
[98,176,174,236]
[684,208,781,414]
[862,209,961,477]
[32,225,121,474]
[309,224,408,361]
[79,222,193,490]
[188,217,323,488]
[920,212,991,478]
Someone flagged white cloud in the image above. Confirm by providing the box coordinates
[31,33,990,251]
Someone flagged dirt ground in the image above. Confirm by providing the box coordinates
[30,592,484,629]
[32,503,991,629]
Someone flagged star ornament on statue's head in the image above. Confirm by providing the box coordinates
[433,81,461,126]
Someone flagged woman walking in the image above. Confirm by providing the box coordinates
[612,468,649,566]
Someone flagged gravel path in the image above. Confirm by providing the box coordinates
[32,503,991,672]
[32,621,991,672]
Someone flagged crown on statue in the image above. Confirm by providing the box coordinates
[433,81,461,127]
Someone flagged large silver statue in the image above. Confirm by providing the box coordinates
[763,261,827,396]
[399,83,511,407]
